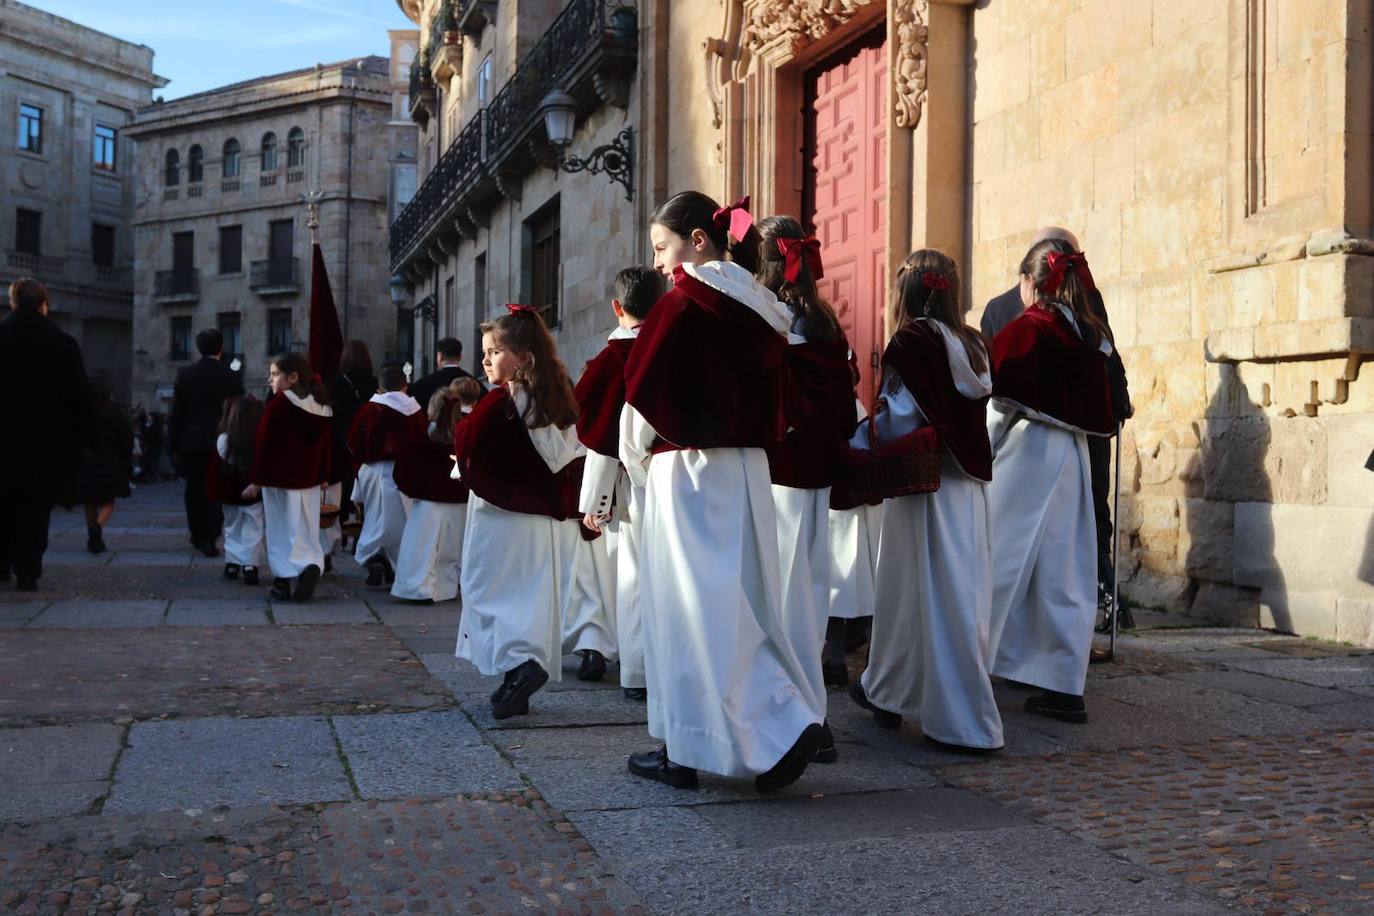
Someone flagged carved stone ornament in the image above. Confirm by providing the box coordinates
[891,1,929,129]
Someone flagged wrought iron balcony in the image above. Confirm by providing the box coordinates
[154,269,199,303]
[249,258,301,295]
[409,56,437,128]
[388,0,637,273]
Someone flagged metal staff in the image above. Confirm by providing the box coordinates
[1110,420,1124,656]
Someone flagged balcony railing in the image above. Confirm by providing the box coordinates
[249,258,301,295]
[96,265,131,284]
[154,269,199,303]
[389,0,636,271]
[408,55,437,127]
[8,251,65,276]
[457,0,497,37]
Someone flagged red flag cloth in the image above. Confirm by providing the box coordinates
[308,243,343,379]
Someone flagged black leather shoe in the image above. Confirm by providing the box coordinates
[323,555,334,575]
[822,663,850,687]
[622,687,647,701]
[577,649,607,682]
[270,578,292,601]
[242,566,259,586]
[1024,690,1088,724]
[87,525,106,555]
[365,560,385,588]
[755,723,825,793]
[223,563,241,580]
[849,681,902,730]
[199,542,220,558]
[627,747,698,789]
[293,564,321,601]
[15,576,38,593]
[813,721,838,764]
[492,660,548,720]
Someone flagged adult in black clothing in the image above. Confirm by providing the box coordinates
[407,337,482,411]
[327,340,379,525]
[0,278,91,591]
[168,328,244,556]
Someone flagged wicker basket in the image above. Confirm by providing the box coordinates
[320,502,340,529]
[839,419,941,504]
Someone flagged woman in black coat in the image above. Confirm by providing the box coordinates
[74,378,134,553]
[327,341,378,532]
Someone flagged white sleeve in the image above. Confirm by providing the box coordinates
[216,433,230,459]
[528,423,584,473]
[578,451,622,516]
[851,371,927,449]
[618,404,656,489]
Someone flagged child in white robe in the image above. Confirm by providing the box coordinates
[824,398,883,684]
[210,395,265,586]
[349,366,421,588]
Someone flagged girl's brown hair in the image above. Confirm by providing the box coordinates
[754,215,843,343]
[650,190,762,274]
[480,309,578,429]
[218,395,265,474]
[338,340,373,377]
[425,386,460,446]
[893,249,988,375]
[451,376,483,405]
[270,351,330,405]
[1019,238,1109,350]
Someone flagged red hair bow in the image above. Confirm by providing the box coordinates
[777,236,824,283]
[712,195,754,242]
[506,303,539,316]
[1043,251,1096,297]
[920,271,951,292]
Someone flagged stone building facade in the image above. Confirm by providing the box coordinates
[127,56,405,408]
[388,0,1374,646]
[0,0,165,401]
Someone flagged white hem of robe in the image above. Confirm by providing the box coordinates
[772,484,831,719]
[391,499,465,601]
[561,522,619,658]
[353,461,411,565]
[827,501,882,620]
[262,486,323,578]
[223,502,264,569]
[614,482,646,689]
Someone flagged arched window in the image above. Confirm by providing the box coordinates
[222,139,240,178]
[261,131,278,171]
[188,144,203,183]
[287,127,305,168]
[164,148,180,186]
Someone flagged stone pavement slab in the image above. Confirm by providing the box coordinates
[1226,654,1374,689]
[29,600,166,629]
[0,602,47,621]
[1001,694,1223,751]
[104,715,351,814]
[164,598,270,626]
[270,598,375,625]
[368,602,460,628]
[34,550,110,568]
[333,710,525,798]
[1092,674,1333,737]
[463,685,650,729]
[0,724,121,822]
[387,624,456,655]
[107,550,192,566]
[1170,666,1361,706]
[567,807,736,863]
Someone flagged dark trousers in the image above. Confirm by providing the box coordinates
[0,491,53,580]
[1087,435,1114,589]
[180,450,222,547]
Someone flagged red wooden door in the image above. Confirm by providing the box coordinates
[803,28,888,408]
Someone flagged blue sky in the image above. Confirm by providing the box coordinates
[25,0,415,98]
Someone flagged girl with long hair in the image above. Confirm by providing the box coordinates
[620,191,825,793]
[209,395,266,584]
[452,306,584,720]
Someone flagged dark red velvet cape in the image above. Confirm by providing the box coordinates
[883,321,994,482]
[249,393,332,490]
[991,305,1115,436]
[392,415,469,505]
[574,337,635,459]
[766,338,858,489]
[624,266,790,450]
[347,401,424,471]
[206,450,259,506]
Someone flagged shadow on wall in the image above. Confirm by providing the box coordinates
[1359,447,1374,587]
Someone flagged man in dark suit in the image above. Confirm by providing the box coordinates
[408,336,482,411]
[168,328,244,556]
[0,278,91,591]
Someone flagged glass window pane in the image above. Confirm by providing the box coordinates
[93,124,117,171]
[18,104,42,153]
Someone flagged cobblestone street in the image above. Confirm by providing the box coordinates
[2,482,1373,914]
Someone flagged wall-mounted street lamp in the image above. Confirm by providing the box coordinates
[390,272,437,326]
[388,273,408,307]
[539,90,634,201]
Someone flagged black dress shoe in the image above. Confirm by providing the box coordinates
[844,616,872,653]
[1024,691,1088,724]
[87,524,106,555]
[15,576,38,593]
[622,687,647,701]
[627,746,699,789]
[849,681,902,730]
[293,564,321,601]
[1088,647,1113,665]
[577,649,607,682]
[365,559,385,588]
[492,660,548,719]
[822,663,850,687]
[199,542,220,558]
[813,721,838,764]
[755,723,825,793]
[223,563,241,580]
[242,566,260,586]
[270,578,293,601]
[323,555,334,575]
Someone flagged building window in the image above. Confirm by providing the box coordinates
[390,161,417,224]
[170,316,192,361]
[219,225,242,275]
[188,145,204,183]
[287,127,305,167]
[444,275,456,334]
[93,124,117,171]
[267,308,292,355]
[218,313,242,359]
[17,104,42,153]
[15,209,41,255]
[165,148,180,185]
[527,199,560,328]
[396,309,414,364]
[222,139,241,178]
[91,224,115,266]
[477,55,493,106]
[261,131,278,171]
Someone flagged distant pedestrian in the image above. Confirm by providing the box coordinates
[408,337,482,412]
[0,278,91,592]
[168,328,244,555]
[73,378,134,554]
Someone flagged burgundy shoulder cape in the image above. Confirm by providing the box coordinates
[766,338,858,489]
[624,266,790,450]
[452,386,581,522]
[574,337,635,458]
[883,321,994,482]
[392,418,469,505]
[206,450,258,506]
[991,305,1115,436]
[347,401,424,470]
[249,393,332,490]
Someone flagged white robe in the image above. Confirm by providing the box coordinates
[455,383,584,679]
[262,485,323,579]
[391,499,466,602]
[985,305,1111,697]
[612,479,647,689]
[828,400,883,620]
[618,260,821,777]
[353,461,412,565]
[215,435,265,569]
[857,325,1004,749]
[561,523,618,658]
[773,484,831,720]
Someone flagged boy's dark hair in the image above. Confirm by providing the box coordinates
[614,266,664,320]
[8,277,47,312]
[196,328,224,357]
[436,337,463,361]
[379,365,408,392]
